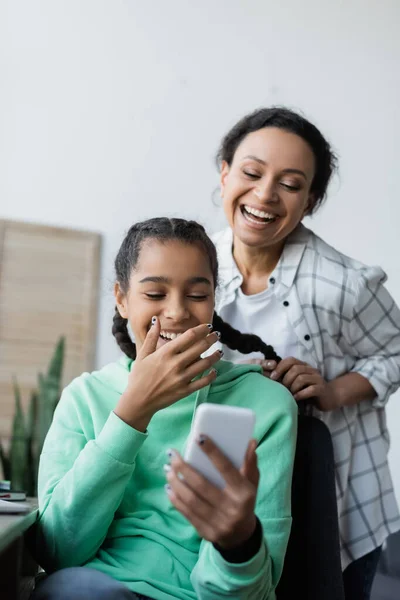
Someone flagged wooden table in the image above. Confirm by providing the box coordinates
[0,500,39,600]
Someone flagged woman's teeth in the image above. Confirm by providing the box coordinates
[242,205,277,223]
[160,331,183,340]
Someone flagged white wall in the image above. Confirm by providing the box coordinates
[1,0,400,497]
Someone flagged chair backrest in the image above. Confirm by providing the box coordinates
[377,530,400,579]
[276,415,345,600]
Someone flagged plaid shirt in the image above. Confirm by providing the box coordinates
[213,224,400,569]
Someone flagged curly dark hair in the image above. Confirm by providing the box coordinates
[216,106,338,215]
[112,217,280,362]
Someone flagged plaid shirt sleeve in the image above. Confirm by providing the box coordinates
[343,266,400,407]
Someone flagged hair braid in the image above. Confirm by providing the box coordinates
[112,217,280,363]
[112,307,137,360]
[212,312,281,362]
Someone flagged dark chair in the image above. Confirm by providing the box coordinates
[276,415,345,599]
[371,531,400,599]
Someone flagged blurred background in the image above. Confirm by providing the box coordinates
[1,1,399,503]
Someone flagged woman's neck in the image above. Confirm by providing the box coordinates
[232,236,285,295]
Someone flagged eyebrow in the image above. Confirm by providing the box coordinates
[243,155,308,180]
[139,276,212,285]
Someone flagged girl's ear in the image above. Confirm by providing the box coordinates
[220,160,230,198]
[114,282,129,319]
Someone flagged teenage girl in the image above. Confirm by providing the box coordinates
[32,217,297,600]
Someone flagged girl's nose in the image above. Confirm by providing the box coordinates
[163,300,190,322]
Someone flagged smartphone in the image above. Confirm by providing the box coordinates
[184,403,256,489]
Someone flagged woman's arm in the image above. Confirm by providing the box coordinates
[270,268,400,411]
[343,267,400,408]
[270,359,377,411]
[34,388,147,572]
[326,372,376,408]
[35,323,221,572]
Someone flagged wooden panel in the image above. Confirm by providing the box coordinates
[0,220,101,444]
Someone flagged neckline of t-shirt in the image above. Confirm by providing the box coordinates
[237,283,275,302]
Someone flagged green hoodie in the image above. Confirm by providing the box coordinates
[35,358,297,600]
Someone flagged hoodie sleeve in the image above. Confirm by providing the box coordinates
[190,384,297,600]
[34,384,147,572]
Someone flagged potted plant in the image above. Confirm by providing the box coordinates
[0,337,65,496]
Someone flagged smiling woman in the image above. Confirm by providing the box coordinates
[221,129,315,251]
[212,106,400,600]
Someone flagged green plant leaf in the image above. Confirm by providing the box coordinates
[8,338,65,496]
[10,378,28,491]
[35,373,50,457]
[47,336,65,378]
[36,337,65,456]
[0,438,11,481]
[26,390,38,441]
[26,390,38,496]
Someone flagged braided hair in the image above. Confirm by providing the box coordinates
[112,217,280,362]
[212,312,281,362]
[112,310,136,360]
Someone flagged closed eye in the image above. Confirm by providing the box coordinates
[145,293,165,300]
[188,295,208,301]
[243,170,260,180]
[281,182,300,191]
[145,293,208,301]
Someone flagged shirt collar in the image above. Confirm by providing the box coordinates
[216,223,310,291]
[275,223,310,289]
[216,227,242,286]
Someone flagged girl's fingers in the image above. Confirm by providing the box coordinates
[137,316,160,359]
[196,436,244,490]
[168,453,223,507]
[178,332,221,367]
[186,368,218,395]
[166,324,215,354]
[183,350,222,382]
[240,440,259,486]
[243,439,257,465]
[167,459,222,510]
[166,486,214,539]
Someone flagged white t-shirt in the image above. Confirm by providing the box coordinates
[219,284,305,364]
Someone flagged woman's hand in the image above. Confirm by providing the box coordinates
[115,318,222,431]
[270,357,339,411]
[165,437,259,549]
[239,358,278,378]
